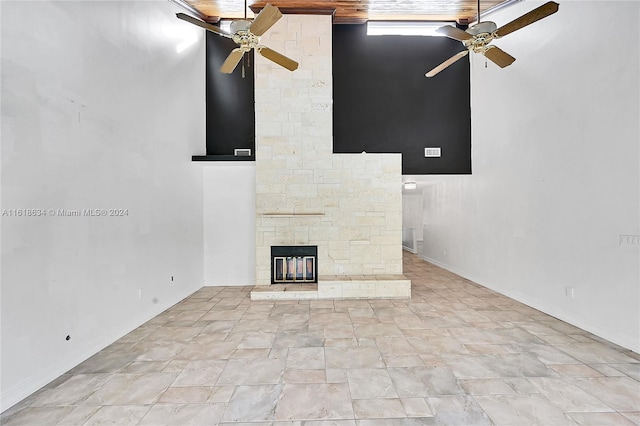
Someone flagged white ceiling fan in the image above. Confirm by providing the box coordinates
[426,1,559,77]
[177,3,298,74]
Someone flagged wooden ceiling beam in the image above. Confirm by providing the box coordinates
[249,4,336,17]
[185,0,511,22]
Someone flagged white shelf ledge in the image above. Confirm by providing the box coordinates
[260,212,325,217]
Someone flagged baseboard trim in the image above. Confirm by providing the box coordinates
[203,282,255,287]
[0,283,202,413]
[421,255,639,353]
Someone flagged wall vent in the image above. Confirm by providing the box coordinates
[234,148,252,156]
[424,147,441,157]
[620,235,640,245]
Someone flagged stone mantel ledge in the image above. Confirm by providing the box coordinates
[259,212,325,217]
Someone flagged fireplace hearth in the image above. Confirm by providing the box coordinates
[271,246,317,284]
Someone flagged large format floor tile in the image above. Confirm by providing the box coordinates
[2,253,638,425]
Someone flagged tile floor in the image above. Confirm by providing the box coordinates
[2,253,639,425]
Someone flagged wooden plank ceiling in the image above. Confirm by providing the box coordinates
[183,0,514,24]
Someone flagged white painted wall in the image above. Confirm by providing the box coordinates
[402,191,423,252]
[1,1,205,410]
[203,163,256,286]
[419,1,640,352]
[402,192,423,232]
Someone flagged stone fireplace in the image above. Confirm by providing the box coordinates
[251,13,410,300]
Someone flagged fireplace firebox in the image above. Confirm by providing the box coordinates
[271,246,318,284]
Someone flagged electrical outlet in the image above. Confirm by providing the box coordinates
[565,287,575,298]
[620,235,640,245]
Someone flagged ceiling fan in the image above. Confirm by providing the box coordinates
[176,3,298,74]
[425,1,559,77]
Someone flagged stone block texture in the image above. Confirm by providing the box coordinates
[255,14,402,285]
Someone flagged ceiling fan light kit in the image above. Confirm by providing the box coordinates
[426,1,559,77]
[177,3,299,74]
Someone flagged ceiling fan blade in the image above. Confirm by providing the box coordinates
[257,46,299,71]
[176,13,232,38]
[495,1,559,38]
[425,50,469,78]
[249,3,283,36]
[436,25,473,41]
[483,46,516,68]
[220,48,245,74]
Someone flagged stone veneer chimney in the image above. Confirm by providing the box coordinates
[254,14,403,287]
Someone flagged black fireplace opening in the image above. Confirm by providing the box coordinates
[271,245,318,284]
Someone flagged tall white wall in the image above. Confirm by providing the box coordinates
[1,1,205,410]
[203,163,256,286]
[420,1,639,352]
[402,192,423,232]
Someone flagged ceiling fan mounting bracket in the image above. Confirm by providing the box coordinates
[476,44,495,55]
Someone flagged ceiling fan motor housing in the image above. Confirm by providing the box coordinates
[230,20,257,50]
[230,19,252,33]
[465,21,498,53]
[466,21,497,36]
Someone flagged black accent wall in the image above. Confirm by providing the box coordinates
[332,25,471,174]
[204,25,472,174]
[205,32,255,156]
